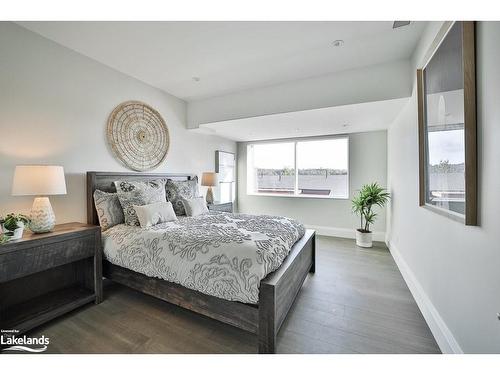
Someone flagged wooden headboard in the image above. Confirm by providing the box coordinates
[86,171,193,226]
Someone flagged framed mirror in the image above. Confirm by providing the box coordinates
[417,21,477,225]
[215,150,236,203]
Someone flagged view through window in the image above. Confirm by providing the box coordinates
[247,137,348,198]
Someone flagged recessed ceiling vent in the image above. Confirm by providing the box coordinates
[393,21,411,29]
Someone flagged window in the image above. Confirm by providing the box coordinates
[247,142,295,195]
[247,137,348,198]
[417,21,477,224]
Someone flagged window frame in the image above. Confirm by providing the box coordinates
[417,21,477,225]
[246,135,350,200]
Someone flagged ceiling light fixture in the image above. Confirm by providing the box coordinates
[192,76,201,82]
[332,40,344,47]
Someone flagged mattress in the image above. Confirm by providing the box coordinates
[102,212,305,304]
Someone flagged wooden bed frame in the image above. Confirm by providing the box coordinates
[86,171,315,353]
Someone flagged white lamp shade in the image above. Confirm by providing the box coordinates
[201,172,217,187]
[12,165,67,196]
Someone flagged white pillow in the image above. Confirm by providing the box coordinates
[133,201,177,228]
[181,197,209,217]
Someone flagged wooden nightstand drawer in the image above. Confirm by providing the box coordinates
[0,234,95,283]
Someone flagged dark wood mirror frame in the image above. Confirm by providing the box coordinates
[417,21,477,226]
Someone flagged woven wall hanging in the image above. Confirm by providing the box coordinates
[107,101,170,171]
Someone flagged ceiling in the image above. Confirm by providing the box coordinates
[18,21,426,101]
[194,98,409,141]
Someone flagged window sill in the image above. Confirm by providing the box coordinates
[246,193,349,200]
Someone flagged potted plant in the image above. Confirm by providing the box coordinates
[0,213,30,240]
[352,183,390,248]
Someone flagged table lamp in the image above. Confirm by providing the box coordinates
[12,165,67,233]
[201,172,217,205]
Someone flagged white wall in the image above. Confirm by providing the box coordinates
[187,60,412,128]
[0,22,236,223]
[238,131,388,239]
[387,21,500,353]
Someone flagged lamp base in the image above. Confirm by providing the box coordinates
[30,197,56,233]
[206,187,214,205]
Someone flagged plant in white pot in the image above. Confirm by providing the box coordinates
[352,183,390,248]
[0,213,30,241]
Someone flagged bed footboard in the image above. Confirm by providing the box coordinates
[258,229,316,354]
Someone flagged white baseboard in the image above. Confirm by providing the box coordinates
[387,239,463,354]
[305,224,385,242]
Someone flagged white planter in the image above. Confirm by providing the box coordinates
[1,221,25,240]
[355,229,373,248]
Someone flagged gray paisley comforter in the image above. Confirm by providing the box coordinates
[102,212,305,304]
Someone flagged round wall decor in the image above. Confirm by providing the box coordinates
[107,101,170,171]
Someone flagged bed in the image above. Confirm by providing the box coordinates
[86,171,315,353]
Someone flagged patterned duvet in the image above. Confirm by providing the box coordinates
[102,212,305,304]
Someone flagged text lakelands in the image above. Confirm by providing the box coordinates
[1,335,50,346]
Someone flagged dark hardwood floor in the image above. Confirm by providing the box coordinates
[28,236,440,354]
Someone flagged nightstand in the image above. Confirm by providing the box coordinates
[207,201,234,213]
[0,223,102,337]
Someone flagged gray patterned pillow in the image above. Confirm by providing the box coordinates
[165,177,199,216]
[114,179,167,226]
[93,190,124,231]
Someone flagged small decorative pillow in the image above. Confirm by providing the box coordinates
[181,197,209,217]
[165,177,199,216]
[93,190,124,231]
[133,201,177,228]
[114,179,167,226]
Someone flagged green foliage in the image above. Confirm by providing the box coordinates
[352,182,390,233]
[0,232,13,244]
[0,213,30,232]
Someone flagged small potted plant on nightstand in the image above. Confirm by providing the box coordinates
[352,183,390,248]
[0,213,30,241]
